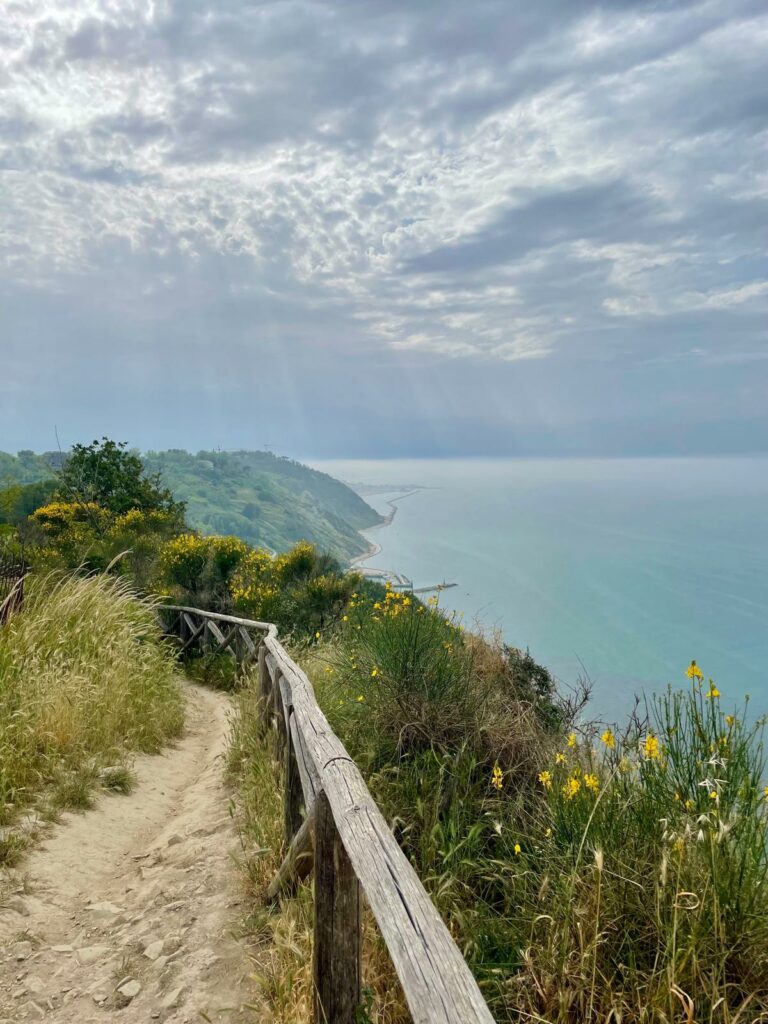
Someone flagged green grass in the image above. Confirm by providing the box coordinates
[0,571,184,859]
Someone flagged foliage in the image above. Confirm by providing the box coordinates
[0,479,56,526]
[160,532,252,610]
[0,572,183,859]
[143,448,382,561]
[0,450,58,488]
[27,501,182,589]
[56,438,185,519]
[231,540,357,637]
[303,596,768,1023]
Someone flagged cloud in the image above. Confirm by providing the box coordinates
[0,0,766,453]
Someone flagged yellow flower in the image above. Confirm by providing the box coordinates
[545,827,552,838]
[705,681,720,699]
[491,765,504,791]
[685,798,695,811]
[562,776,581,800]
[315,631,321,640]
[584,773,599,793]
[725,715,735,727]
[643,734,661,760]
[686,660,704,681]
[538,770,553,791]
[601,729,615,749]
[342,615,348,622]
[763,785,768,799]
[357,694,364,702]
[555,752,566,765]
[567,733,577,748]
[709,790,718,801]
[371,667,379,678]
[373,602,381,610]
[513,842,522,856]
[325,666,333,674]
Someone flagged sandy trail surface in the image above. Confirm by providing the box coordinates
[0,682,259,1023]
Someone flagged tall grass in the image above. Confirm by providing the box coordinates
[0,572,183,858]
[301,588,768,1023]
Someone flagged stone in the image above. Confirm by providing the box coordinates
[84,902,123,921]
[23,1002,45,1020]
[24,977,45,996]
[116,979,141,1005]
[166,834,183,847]
[76,945,110,965]
[12,941,32,961]
[143,939,164,961]
[6,895,29,916]
[51,945,73,954]
[162,986,184,1010]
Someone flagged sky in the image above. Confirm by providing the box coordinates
[1,0,767,458]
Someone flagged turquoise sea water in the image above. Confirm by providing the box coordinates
[311,458,768,722]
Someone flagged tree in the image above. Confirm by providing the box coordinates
[56,438,185,520]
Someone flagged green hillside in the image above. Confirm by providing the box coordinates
[0,448,381,562]
[142,449,381,561]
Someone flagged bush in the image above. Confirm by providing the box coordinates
[0,572,183,851]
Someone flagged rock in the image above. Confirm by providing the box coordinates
[162,986,184,1009]
[116,979,141,1005]
[23,1002,45,1020]
[143,939,164,961]
[6,895,29,916]
[85,901,123,921]
[166,833,183,847]
[163,900,185,912]
[12,941,32,961]
[24,977,45,996]
[76,945,110,965]
[91,990,109,1005]
[11,987,25,999]
[51,945,73,953]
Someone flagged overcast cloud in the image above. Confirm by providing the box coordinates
[1,0,767,456]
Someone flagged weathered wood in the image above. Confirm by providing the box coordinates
[265,636,496,1024]
[283,721,304,842]
[258,644,272,729]
[289,712,320,812]
[313,790,361,1024]
[266,808,315,903]
[178,613,206,654]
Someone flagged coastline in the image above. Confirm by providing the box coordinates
[349,489,421,570]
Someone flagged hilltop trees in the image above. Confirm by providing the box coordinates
[56,438,185,520]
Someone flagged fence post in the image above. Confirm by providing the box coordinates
[283,716,303,841]
[258,644,272,730]
[313,791,361,1024]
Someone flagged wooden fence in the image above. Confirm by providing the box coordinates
[160,604,495,1024]
[0,559,26,625]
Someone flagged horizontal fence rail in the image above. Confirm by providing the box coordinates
[159,604,495,1024]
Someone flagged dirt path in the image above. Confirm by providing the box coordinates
[0,682,259,1024]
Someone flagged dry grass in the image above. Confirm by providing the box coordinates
[0,571,184,855]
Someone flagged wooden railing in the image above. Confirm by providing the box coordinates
[160,604,495,1024]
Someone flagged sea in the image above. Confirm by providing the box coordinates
[311,457,768,724]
